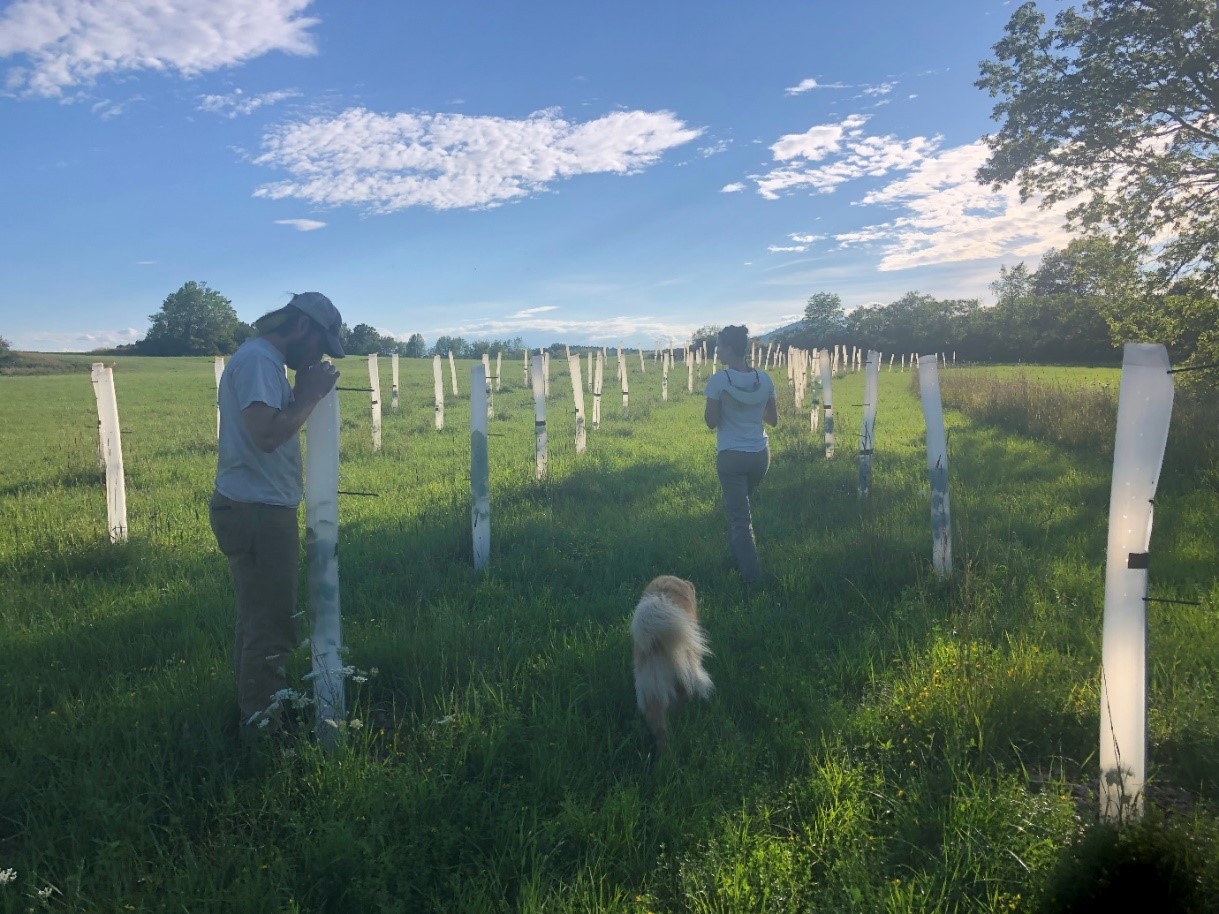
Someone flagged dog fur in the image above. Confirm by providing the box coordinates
[631,575,713,752]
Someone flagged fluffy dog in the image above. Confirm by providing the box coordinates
[631,575,713,752]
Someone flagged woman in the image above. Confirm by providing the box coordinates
[703,325,778,584]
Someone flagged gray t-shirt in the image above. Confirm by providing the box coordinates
[704,367,775,453]
[214,337,302,506]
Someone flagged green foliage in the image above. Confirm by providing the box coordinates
[139,281,251,356]
[400,332,427,358]
[0,335,10,358]
[429,334,525,358]
[799,291,847,348]
[344,322,388,356]
[977,0,1219,289]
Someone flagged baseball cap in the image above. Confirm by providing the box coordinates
[289,292,346,358]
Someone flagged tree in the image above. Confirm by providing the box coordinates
[689,325,722,353]
[977,1,1219,289]
[991,262,1034,307]
[0,336,10,358]
[431,336,467,358]
[140,281,250,355]
[399,333,427,358]
[345,323,385,356]
[801,292,847,347]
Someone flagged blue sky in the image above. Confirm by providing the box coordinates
[1,0,1077,352]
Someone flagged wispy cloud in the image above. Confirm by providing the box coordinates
[720,182,745,193]
[768,245,807,253]
[510,305,560,317]
[274,218,326,231]
[0,0,319,98]
[13,326,142,352]
[90,94,142,119]
[838,140,1076,270]
[784,77,847,96]
[743,115,1075,272]
[753,114,939,199]
[198,88,300,118]
[425,314,698,347]
[253,107,704,213]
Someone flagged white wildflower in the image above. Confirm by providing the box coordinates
[0,868,17,885]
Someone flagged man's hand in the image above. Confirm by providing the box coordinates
[293,360,340,405]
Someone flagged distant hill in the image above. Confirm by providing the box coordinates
[758,320,803,342]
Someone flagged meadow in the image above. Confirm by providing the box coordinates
[0,353,1216,913]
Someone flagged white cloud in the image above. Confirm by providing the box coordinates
[135,259,156,264]
[838,140,1076,270]
[720,182,745,193]
[510,305,560,317]
[754,116,939,200]
[252,107,704,213]
[90,94,140,118]
[274,218,325,231]
[789,233,824,243]
[426,314,698,347]
[770,114,868,162]
[784,77,847,95]
[768,245,807,253]
[698,139,730,157]
[0,0,319,98]
[198,88,299,118]
[13,326,142,352]
[862,81,896,96]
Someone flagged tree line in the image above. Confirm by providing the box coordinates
[775,236,1217,370]
[98,281,528,359]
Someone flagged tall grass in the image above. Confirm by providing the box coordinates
[0,356,1215,912]
[936,367,1219,482]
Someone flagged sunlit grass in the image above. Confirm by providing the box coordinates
[0,355,1215,911]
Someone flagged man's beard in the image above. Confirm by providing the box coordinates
[283,336,312,371]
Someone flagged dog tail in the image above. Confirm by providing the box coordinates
[631,594,714,703]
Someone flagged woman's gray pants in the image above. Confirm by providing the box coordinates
[716,447,770,583]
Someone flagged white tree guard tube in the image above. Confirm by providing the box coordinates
[639,348,645,373]
[368,354,382,452]
[1100,343,1174,823]
[662,350,670,402]
[305,387,344,748]
[433,355,445,430]
[531,355,548,480]
[91,364,128,542]
[470,366,490,570]
[391,353,400,410]
[918,354,952,578]
[593,350,604,429]
[620,351,629,417]
[495,351,503,392]
[568,354,587,454]
[214,356,225,439]
[819,349,834,459]
[687,350,694,393]
[543,350,551,399]
[859,350,880,499]
[524,349,530,386]
[448,350,459,396]
[587,351,594,392]
[482,354,494,418]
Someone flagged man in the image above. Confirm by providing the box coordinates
[209,292,344,739]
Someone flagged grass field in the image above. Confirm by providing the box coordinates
[1,354,1216,912]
